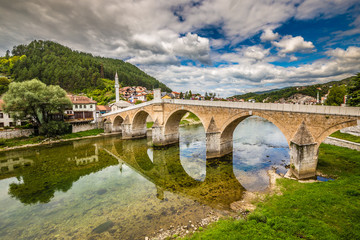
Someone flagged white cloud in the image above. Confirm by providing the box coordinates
[260,29,280,42]
[243,45,270,61]
[142,46,360,96]
[326,46,360,60]
[289,55,298,62]
[0,0,358,97]
[272,35,315,54]
[295,0,358,20]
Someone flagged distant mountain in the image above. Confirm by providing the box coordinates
[6,40,171,92]
[232,76,354,103]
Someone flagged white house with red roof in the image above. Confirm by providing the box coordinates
[66,94,97,122]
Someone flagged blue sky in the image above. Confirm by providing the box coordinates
[0,0,359,96]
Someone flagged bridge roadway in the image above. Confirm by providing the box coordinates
[102,91,360,179]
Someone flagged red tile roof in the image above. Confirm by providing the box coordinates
[67,94,97,104]
[96,105,111,111]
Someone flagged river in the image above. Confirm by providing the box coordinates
[0,116,289,239]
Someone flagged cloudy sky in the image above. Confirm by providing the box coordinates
[0,0,360,96]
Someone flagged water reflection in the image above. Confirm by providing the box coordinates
[179,124,206,181]
[1,141,118,205]
[106,138,244,210]
[232,116,290,191]
[0,117,290,240]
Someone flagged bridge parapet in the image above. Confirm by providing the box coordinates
[103,99,360,118]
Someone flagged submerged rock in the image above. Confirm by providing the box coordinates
[92,221,114,234]
[96,188,107,195]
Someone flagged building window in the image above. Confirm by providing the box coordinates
[8,113,10,118]
[90,104,93,108]
[0,113,3,118]
[0,123,4,128]
[83,105,86,108]
[75,105,78,109]
[79,105,82,108]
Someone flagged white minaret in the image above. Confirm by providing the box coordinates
[115,71,119,102]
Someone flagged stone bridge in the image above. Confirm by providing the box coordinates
[102,90,360,179]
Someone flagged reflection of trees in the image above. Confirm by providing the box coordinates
[112,139,245,210]
[7,142,118,205]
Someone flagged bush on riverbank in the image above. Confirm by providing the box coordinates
[185,144,360,240]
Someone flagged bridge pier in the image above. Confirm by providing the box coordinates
[289,122,318,179]
[206,132,232,159]
[104,122,112,133]
[121,122,148,139]
[152,124,179,146]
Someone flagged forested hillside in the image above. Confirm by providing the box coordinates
[232,76,354,103]
[0,40,171,92]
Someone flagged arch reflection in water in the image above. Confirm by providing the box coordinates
[232,116,290,191]
[178,124,206,181]
[110,138,244,210]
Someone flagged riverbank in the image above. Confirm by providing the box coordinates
[0,129,121,152]
[179,143,360,240]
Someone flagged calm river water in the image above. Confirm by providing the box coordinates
[0,116,289,239]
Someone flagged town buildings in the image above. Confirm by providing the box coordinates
[66,94,97,122]
[0,99,24,127]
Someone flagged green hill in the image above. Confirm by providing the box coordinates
[232,77,354,103]
[1,40,171,93]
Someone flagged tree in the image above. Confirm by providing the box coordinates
[347,73,360,106]
[2,79,72,136]
[0,76,10,95]
[325,85,347,106]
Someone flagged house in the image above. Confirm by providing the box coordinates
[66,94,97,122]
[0,99,24,128]
[96,105,111,115]
[171,91,180,99]
[109,100,132,112]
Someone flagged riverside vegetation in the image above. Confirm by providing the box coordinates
[183,143,360,240]
[0,129,104,149]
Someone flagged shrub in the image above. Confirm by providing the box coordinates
[39,121,71,137]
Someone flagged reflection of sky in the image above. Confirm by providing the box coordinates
[177,116,290,191]
[179,125,206,181]
[233,116,289,191]
[147,148,154,162]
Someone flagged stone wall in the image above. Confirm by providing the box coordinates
[72,123,97,133]
[0,129,34,139]
[323,136,360,151]
[340,123,360,136]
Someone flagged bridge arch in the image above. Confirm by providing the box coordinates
[218,111,290,158]
[131,110,153,138]
[112,115,124,132]
[316,119,358,146]
[165,108,205,135]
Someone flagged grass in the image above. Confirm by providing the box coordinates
[0,136,46,148]
[330,130,360,143]
[0,129,105,148]
[185,144,360,240]
[61,129,104,139]
[147,122,154,128]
